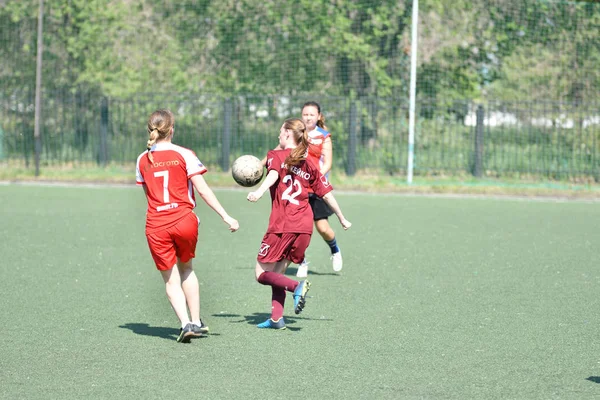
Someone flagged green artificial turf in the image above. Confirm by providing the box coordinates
[1,184,599,399]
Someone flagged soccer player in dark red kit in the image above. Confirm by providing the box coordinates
[247,118,352,330]
[136,109,239,343]
[260,101,345,277]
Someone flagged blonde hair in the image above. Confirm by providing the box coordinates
[283,118,309,168]
[302,101,328,131]
[146,109,174,162]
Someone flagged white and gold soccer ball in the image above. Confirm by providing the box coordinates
[231,155,264,187]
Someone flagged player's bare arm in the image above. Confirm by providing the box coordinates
[190,174,239,232]
[322,192,352,230]
[247,169,279,202]
[260,145,283,167]
[320,136,333,176]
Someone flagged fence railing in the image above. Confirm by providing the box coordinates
[1,91,599,181]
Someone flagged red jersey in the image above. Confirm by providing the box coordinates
[136,142,207,234]
[264,149,333,234]
[306,126,331,194]
[307,126,330,172]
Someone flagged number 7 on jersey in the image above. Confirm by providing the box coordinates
[154,170,170,203]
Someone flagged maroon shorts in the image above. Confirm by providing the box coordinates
[146,212,199,271]
[257,233,311,264]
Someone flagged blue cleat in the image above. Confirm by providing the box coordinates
[293,279,311,314]
[257,317,286,330]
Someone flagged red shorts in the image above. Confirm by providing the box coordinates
[146,212,199,271]
[257,233,311,264]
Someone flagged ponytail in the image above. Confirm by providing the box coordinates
[146,129,159,163]
[317,114,328,131]
[283,118,309,168]
[145,109,174,163]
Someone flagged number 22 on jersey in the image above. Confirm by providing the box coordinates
[281,174,301,205]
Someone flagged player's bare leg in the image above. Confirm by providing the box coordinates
[274,259,291,274]
[315,219,335,241]
[178,258,209,335]
[178,259,200,323]
[255,260,275,279]
[160,265,197,342]
[160,265,190,324]
[315,219,342,272]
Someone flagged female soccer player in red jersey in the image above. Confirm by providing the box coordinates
[247,118,351,330]
[136,109,239,343]
[296,101,342,277]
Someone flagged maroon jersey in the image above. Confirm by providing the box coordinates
[264,149,333,234]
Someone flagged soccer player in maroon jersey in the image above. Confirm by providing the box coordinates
[261,101,345,277]
[136,109,239,343]
[247,118,351,330]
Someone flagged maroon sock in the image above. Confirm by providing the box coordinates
[271,287,286,321]
[258,271,299,292]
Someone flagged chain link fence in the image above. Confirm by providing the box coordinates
[0,0,599,180]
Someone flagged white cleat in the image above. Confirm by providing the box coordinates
[331,251,343,272]
[296,260,309,278]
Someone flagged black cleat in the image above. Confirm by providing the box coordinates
[177,323,198,343]
[191,320,209,335]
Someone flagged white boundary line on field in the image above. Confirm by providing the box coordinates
[1,179,599,203]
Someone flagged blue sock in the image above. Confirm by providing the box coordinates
[326,238,339,254]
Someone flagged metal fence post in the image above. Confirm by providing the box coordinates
[34,0,44,176]
[346,100,357,176]
[99,97,109,166]
[0,126,4,161]
[222,97,232,171]
[473,105,485,177]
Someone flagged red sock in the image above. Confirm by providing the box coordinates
[271,287,285,320]
[258,271,299,292]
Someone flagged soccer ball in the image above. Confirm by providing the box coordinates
[231,155,264,187]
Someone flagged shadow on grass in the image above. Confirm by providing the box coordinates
[586,376,600,384]
[119,323,216,341]
[119,323,179,341]
[212,312,333,332]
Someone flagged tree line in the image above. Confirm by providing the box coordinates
[1,0,599,107]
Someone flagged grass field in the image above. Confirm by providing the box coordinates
[2,163,600,200]
[1,183,600,399]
